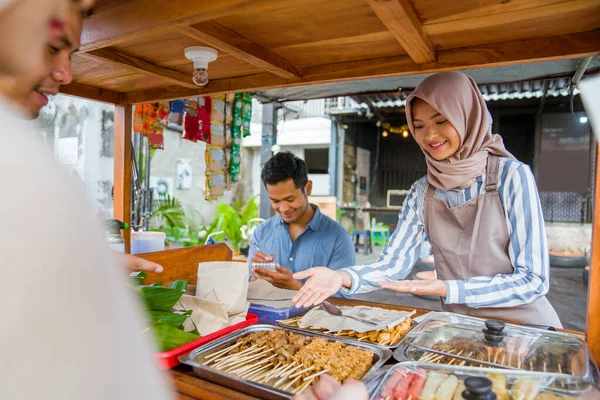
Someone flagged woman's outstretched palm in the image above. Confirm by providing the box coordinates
[292,267,345,308]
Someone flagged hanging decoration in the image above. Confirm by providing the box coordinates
[133,102,168,150]
[381,122,410,136]
[230,92,243,183]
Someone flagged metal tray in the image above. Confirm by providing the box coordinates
[178,324,392,400]
[277,310,417,350]
[370,361,599,400]
[392,321,591,378]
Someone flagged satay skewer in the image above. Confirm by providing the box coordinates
[281,375,303,391]
[292,376,315,394]
[303,369,329,382]
[205,342,242,360]
[288,366,315,379]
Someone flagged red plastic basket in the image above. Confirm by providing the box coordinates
[155,312,259,369]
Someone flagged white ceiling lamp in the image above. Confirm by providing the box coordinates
[184,46,218,87]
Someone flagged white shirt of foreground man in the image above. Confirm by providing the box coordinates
[0,96,172,399]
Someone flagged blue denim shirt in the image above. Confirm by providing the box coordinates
[248,206,356,297]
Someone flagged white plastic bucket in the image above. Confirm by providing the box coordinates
[130,231,166,254]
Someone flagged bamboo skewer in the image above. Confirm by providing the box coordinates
[304,369,329,382]
[500,353,506,366]
[205,343,242,360]
[245,365,272,381]
[281,375,303,391]
[263,363,293,383]
[220,349,272,372]
[288,366,315,379]
[292,377,315,394]
[211,345,264,367]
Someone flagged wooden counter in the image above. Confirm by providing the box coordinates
[168,298,584,399]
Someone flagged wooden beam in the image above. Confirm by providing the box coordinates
[175,22,302,79]
[120,31,600,104]
[79,0,252,52]
[60,82,122,104]
[366,0,436,64]
[423,0,600,36]
[114,105,133,253]
[80,49,198,89]
[587,144,600,364]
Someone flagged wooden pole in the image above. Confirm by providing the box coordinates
[114,105,133,253]
[587,144,600,363]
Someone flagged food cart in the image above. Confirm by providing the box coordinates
[62,0,600,398]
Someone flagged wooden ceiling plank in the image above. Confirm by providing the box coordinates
[79,0,252,52]
[119,31,600,104]
[60,82,122,104]
[175,22,302,79]
[423,0,600,36]
[366,0,436,64]
[80,49,198,89]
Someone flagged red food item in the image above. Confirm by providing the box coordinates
[406,369,427,400]
[381,368,407,399]
[394,370,415,400]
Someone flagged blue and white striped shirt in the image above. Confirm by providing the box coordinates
[341,157,550,308]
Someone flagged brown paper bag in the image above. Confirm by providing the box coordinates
[247,279,298,308]
[174,295,250,336]
[195,261,249,315]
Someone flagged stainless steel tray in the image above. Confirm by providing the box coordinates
[369,361,599,400]
[179,324,392,400]
[277,310,417,350]
[393,319,591,378]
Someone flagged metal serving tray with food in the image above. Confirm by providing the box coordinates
[370,361,599,400]
[393,312,593,379]
[277,305,417,348]
[179,324,392,399]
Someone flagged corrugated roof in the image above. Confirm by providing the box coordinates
[347,78,580,111]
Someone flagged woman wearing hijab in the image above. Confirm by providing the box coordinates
[0,1,172,398]
[292,71,561,327]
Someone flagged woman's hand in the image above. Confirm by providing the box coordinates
[379,273,446,297]
[291,268,351,308]
[378,278,446,297]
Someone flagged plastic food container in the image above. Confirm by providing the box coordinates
[371,362,599,400]
[248,302,309,325]
[156,312,259,369]
[394,312,593,379]
[131,231,166,254]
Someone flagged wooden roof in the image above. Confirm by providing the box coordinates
[61,0,600,105]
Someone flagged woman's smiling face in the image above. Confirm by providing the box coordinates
[410,98,462,161]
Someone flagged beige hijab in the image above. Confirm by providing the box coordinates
[406,71,514,190]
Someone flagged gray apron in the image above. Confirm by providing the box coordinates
[424,155,562,328]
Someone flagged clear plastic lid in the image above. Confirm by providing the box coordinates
[399,312,589,377]
[372,362,599,400]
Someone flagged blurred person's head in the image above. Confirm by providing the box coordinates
[0,0,94,79]
[261,152,313,224]
[0,5,84,118]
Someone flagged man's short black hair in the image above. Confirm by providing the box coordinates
[261,152,308,190]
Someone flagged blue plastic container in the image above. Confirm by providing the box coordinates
[248,302,309,325]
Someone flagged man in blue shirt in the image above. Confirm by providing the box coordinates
[250,152,355,290]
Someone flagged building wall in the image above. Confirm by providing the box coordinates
[38,94,115,219]
[150,129,239,226]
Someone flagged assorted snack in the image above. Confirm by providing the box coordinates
[198,330,375,395]
[278,309,415,346]
[375,365,585,400]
